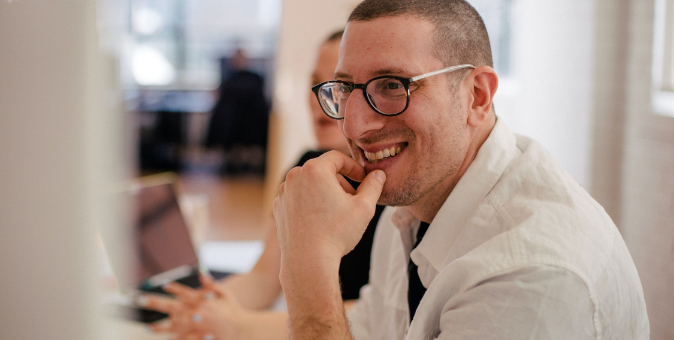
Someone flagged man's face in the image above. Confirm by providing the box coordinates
[336,16,472,208]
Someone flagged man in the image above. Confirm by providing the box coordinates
[273,1,649,339]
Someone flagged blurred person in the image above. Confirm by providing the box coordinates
[205,48,269,174]
[273,0,650,339]
[140,30,383,340]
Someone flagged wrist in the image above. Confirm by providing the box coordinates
[279,250,341,289]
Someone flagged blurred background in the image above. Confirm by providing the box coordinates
[1,0,673,339]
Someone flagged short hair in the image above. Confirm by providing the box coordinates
[348,0,493,68]
[325,29,345,43]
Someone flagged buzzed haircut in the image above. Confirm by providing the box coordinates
[348,0,493,68]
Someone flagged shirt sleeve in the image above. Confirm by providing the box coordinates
[346,284,372,340]
[436,265,597,340]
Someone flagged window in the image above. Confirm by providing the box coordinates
[102,0,281,89]
[468,0,514,78]
[651,0,674,117]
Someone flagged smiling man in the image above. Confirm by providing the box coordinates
[273,1,649,339]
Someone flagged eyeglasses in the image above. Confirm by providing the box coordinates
[311,64,475,119]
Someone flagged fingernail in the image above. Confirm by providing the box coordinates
[136,295,149,307]
[203,335,215,340]
[192,313,203,323]
[204,292,217,300]
[373,170,386,184]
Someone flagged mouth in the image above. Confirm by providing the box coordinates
[362,143,407,163]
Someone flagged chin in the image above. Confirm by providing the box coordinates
[376,178,419,207]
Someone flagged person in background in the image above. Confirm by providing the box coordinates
[205,48,269,174]
[140,30,383,340]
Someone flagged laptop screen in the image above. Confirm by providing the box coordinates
[104,174,200,293]
[133,180,199,288]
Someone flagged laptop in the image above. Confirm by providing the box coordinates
[102,172,228,323]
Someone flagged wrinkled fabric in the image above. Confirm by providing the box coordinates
[347,119,649,340]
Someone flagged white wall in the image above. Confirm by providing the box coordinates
[0,1,125,338]
[589,0,674,338]
[618,1,674,338]
[495,0,596,189]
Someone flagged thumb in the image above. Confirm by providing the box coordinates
[356,170,386,204]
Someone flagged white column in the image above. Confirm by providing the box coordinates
[0,1,125,339]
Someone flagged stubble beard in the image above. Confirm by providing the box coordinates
[377,140,464,207]
[377,94,468,208]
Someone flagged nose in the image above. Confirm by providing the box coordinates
[340,88,386,140]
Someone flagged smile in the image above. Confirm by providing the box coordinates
[363,144,407,163]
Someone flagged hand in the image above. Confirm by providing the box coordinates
[188,281,253,340]
[141,274,223,339]
[273,151,381,339]
[273,150,386,274]
[142,274,288,340]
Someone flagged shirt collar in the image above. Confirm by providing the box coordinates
[404,118,519,285]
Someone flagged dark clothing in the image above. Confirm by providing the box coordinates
[206,70,269,149]
[295,150,384,300]
[408,221,430,322]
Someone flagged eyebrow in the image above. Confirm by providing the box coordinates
[334,68,409,81]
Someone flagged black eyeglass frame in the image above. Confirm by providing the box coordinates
[311,64,476,120]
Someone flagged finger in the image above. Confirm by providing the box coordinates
[198,272,218,293]
[336,174,357,195]
[170,308,196,334]
[312,150,367,183]
[137,294,181,314]
[272,196,280,218]
[278,181,285,196]
[164,282,202,306]
[355,170,386,206]
[208,282,235,301]
[148,319,173,333]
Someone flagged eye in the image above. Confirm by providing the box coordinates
[370,78,406,98]
[384,81,402,90]
[338,83,351,94]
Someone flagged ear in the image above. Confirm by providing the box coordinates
[466,66,498,127]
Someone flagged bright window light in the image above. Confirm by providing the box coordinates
[132,6,164,35]
[132,45,175,86]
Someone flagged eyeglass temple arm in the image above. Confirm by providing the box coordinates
[410,64,476,82]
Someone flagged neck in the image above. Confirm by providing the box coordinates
[408,113,496,223]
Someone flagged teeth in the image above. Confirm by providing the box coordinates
[364,145,405,162]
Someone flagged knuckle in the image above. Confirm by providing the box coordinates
[285,166,301,181]
[301,158,323,175]
[323,150,341,158]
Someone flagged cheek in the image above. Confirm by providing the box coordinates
[309,96,323,118]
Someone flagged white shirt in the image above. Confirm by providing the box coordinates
[347,119,649,340]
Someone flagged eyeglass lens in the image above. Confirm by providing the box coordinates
[318,77,408,118]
